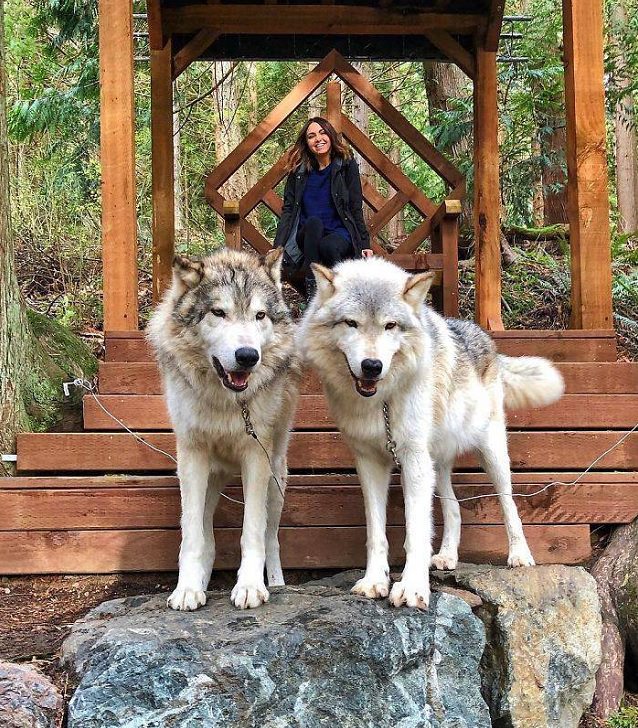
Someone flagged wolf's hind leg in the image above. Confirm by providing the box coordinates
[351,454,392,600]
[265,453,286,587]
[478,423,535,567]
[168,444,213,611]
[431,461,460,571]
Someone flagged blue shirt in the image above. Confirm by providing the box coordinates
[300,163,351,242]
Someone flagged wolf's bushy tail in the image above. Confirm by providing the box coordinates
[498,355,565,410]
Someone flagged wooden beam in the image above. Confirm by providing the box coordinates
[150,40,175,303]
[335,54,463,186]
[205,51,335,198]
[146,0,165,51]
[172,30,220,79]
[325,80,342,132]
[162,6,485,36]
[423,30,475,79]
[473,46,503,330]
[239,153,289,216]
[484,0,506,52]
[99,0,138,331]
[562,0,613,329]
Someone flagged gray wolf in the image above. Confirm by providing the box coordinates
[299,257,564,609]
[148,248,300,610]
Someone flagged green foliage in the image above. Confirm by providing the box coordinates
[606,706,638,728]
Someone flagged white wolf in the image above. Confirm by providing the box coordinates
[299,257,564,609]
[148,248,299,611]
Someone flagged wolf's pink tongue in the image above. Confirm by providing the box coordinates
[229,371,249,387]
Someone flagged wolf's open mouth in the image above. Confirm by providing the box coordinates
[345,360,379,397]
[212,357,250,392]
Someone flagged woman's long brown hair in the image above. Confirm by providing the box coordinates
[286,117,352,172]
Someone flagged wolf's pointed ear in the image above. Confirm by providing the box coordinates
[173,255,204,294]
[403,271,436,310]
[264,247,284,289]
[311,263,336,301]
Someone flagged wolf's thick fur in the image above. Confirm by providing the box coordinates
[299,257,564,609]
[148,248,299,611]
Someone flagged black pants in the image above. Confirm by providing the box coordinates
[298,216,353,269]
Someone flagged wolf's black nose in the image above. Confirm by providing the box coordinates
[235,347,260,368]
[361,358,383,378]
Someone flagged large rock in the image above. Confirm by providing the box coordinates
[62,577,490,727]
[432,564,602,728]
[0,661,63,728]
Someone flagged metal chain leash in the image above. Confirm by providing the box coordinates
[382,401,401,471]
[241,404,286,500]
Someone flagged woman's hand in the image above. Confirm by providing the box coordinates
[361,249,374,258]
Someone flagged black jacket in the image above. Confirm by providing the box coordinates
[273,157,370,266]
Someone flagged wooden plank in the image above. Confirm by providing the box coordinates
[493,331,616,362]
[205,51,335,195]
[4,471,637,489]
[440,213,459,317]
[562,0,613,329]
[83,394,638,432]
[150,39,175,303]
[99,0,138,330]
[367,193,409,237]
[239,154,289,217]
[484,0,506,52]
[423,30,475,78]
[146,0,165,51]
[325,80,342,133]
[172,31,220,79]
[16,431,638,473]
[162,6,485,36]
[473,45,503,330]
[2,483,636,531]
[341,116,437,218]
[335,55,463,186]
[0,525,590,574]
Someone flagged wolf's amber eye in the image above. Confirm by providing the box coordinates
[345,319,358,328]
[256,311,266,321]
[211,308,225,318]
[385,322,397,330]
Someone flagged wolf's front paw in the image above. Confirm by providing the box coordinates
[351,575,390,600]
[231,582,269,609]
[430,551,458,571]
[507,544,535,568]
[389,577,430,610]
[167,586,207,611]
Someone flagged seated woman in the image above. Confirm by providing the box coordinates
[274,117,372,297]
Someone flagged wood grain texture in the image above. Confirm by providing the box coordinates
[0,525,590,574]
[99,0,138,330]
[562,0,613,329]
[16,431,638,473]
[98,360,635,395]
[150,40,175,302]
[2,482,637,530]
[473,45,502,330]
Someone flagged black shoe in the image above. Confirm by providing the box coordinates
[304,275,317,300]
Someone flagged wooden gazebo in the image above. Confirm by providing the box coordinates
[1,0,636,575]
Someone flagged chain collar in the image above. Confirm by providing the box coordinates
[241,404,257,439]
[382,401,401,470]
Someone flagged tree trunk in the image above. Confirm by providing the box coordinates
[173,80,185,240]
[591,518,638,719]
[387,79,405,244]
[352,62,374,225]
[308,62,322,118]
[541,117,568,225]
[613,2,638,233]
[0,0,36,473]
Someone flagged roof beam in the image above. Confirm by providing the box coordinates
[423,29,475,78]
[162,5,485,36]
[484,0,506,51]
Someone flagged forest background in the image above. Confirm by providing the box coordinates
[4,0,638,371]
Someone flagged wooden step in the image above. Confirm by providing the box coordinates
[105,329,617,363]
[16,431,638,472]
[1,478,637,530]
[83,393,638,431]
[0,525,591,574]
[98,360,638,396]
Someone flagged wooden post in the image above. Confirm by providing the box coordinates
[150,39,175,303]
[473,46,503,330]
[563,0,613,329]
[326,80,342,133]
[223,199,241,250]
[99,0,138,330]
